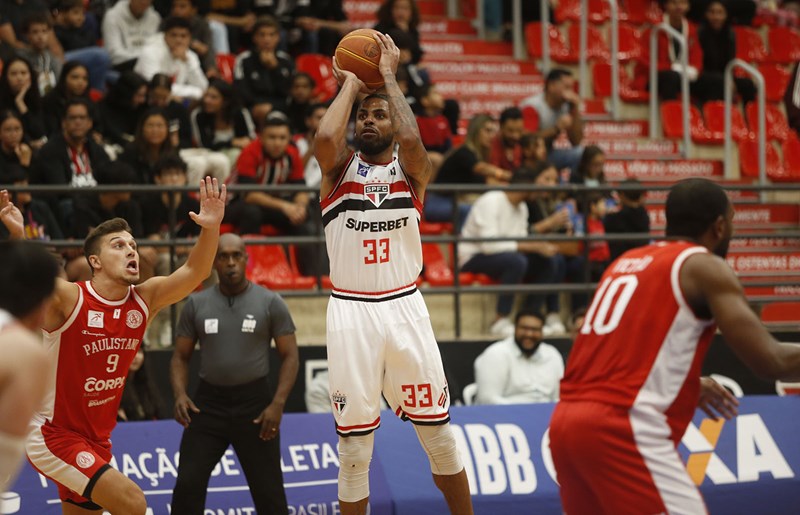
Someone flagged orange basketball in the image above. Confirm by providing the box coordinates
[335,28,384,90]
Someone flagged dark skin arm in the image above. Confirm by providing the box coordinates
[253,333,299,440]
[682,252,800,381]
[375,32,433,199]
[171,335,200,427]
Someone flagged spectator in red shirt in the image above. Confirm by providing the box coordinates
[225,113,326,276]
[489,107,524,172]
[583,193,610,281]
[414,83,451,172]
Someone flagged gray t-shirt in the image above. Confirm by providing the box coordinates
[177,283,295,386]
[520,92,570,131]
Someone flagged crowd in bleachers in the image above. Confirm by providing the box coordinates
[1,0,800,343]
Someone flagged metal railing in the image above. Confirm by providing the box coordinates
[539,0,550,74]
[724,59,766,198]
[649,23,691,157]
[4,182,799,338]
[578,0,619,118]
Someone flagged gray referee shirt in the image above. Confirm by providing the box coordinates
[177,283,296,386]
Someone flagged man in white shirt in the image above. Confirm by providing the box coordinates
[474,311,564,405]
[134,17,209,101]
[458,163,559,337]
[102,0,162,70]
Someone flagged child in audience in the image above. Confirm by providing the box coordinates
[19,13,62,96]
[583,193,610,281]
[167,0,219,77]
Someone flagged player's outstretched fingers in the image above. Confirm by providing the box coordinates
[199,177,208,203]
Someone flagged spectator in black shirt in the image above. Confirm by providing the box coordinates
[119,108,177,184]
[604,179,651,261]
[234,15,295,124]
[41,61,91,138]
[284,72,316,134]
[0,167,64,241]
[695,0,756,105]
[374,0,423,64]
[293,0,349,56]
[0,56,46,146]
[147,73,193,149]
[191,78,256,153]
[0,110,32,184]
[96,70,148,149]
[53,0,113,92]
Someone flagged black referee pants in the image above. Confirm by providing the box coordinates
[171,376,288,514]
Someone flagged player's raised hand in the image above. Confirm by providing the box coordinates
[189,176,226,229]
[698,376,739,420]
[0,190,25,239]
[373,32,400,77]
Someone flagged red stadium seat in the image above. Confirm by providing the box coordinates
[660,101,713,143]
[554,0,610,23]
[246,242,316,290]
[734,27,768,63]
[525,22,575,63]
[746,102,791,142]
[592,62,649,103]
[567,24,609,62]
[619,0,656,24]
[781,133,800,181]
[617,23,643,62]
[760,64,791,103]
[288,244,332,288]
[738,139,783,179]
[295,54,339,103]
[521,105,539,133]
[702,101,751,143]
[216,53,236,83]
[767,27,800,64]
[761,302,800,323]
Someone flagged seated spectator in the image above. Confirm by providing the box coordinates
[293,0,350,56]
[18,13,62,97]
[118,108,177,184]
[374,0,424,65]
[0,0,57,56]
[140,155,202,347]
[190,78,255,162]
[695,0,756,105]
[520,133,547,171]
[458,165,560,337]
[102,0,162,71]
[0,167,63,241]
[166,0,218,77]
[582,193,610,281]
[68,161,155,280]
[53,0,113,92]
[30,97,110,224]
[474,310,564,405]
[285,72,317,134]
[293,103,328,190]
[42,61,91,138]
[424,113,509,227]
[206,0,256,53]
[0,110,32,183]
[96,70,148,148]
[489,107,524,172]
[134,16,209,102]
[147,73,192,148]
[521,68,584,175]
[234,15,294,125]
[415,83,451,171]
[570,145,606,187]
[0,56,46,146]
[225,114,326,276]
[604,178,651,261]
[118,348,162,421]
[688,0,755,25]
[635,0,703,101]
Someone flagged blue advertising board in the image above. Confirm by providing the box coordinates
[5,397,800,514]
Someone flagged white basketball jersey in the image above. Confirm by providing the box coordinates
[321,152,423,293]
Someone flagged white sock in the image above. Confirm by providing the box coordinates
[0,431,26,493]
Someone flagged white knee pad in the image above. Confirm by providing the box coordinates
[414,424,464,476]
[337,433,374,502]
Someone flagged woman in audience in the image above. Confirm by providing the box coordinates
[569,145,607,187]
[696,0,756,105]
[97,70,147,149]
[41,61,92,138]
[190,78,255,165]
[147,73,192,149]
[374,0,423,64]
[424,114,510,227]
[0,110,33,183]
[118,108,176,184]
[0,56,46,147]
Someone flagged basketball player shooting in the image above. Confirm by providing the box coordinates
[314,33,473,515]
[1,178,225,514]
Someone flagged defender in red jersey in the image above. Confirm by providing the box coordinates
[550,178,800,515]
[0,235,59,495]
[2,179,225,514]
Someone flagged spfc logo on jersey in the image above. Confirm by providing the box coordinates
[332,390,347,414]
[365,183,390,207]
[126,310,143,329]
[357,162,370,177]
